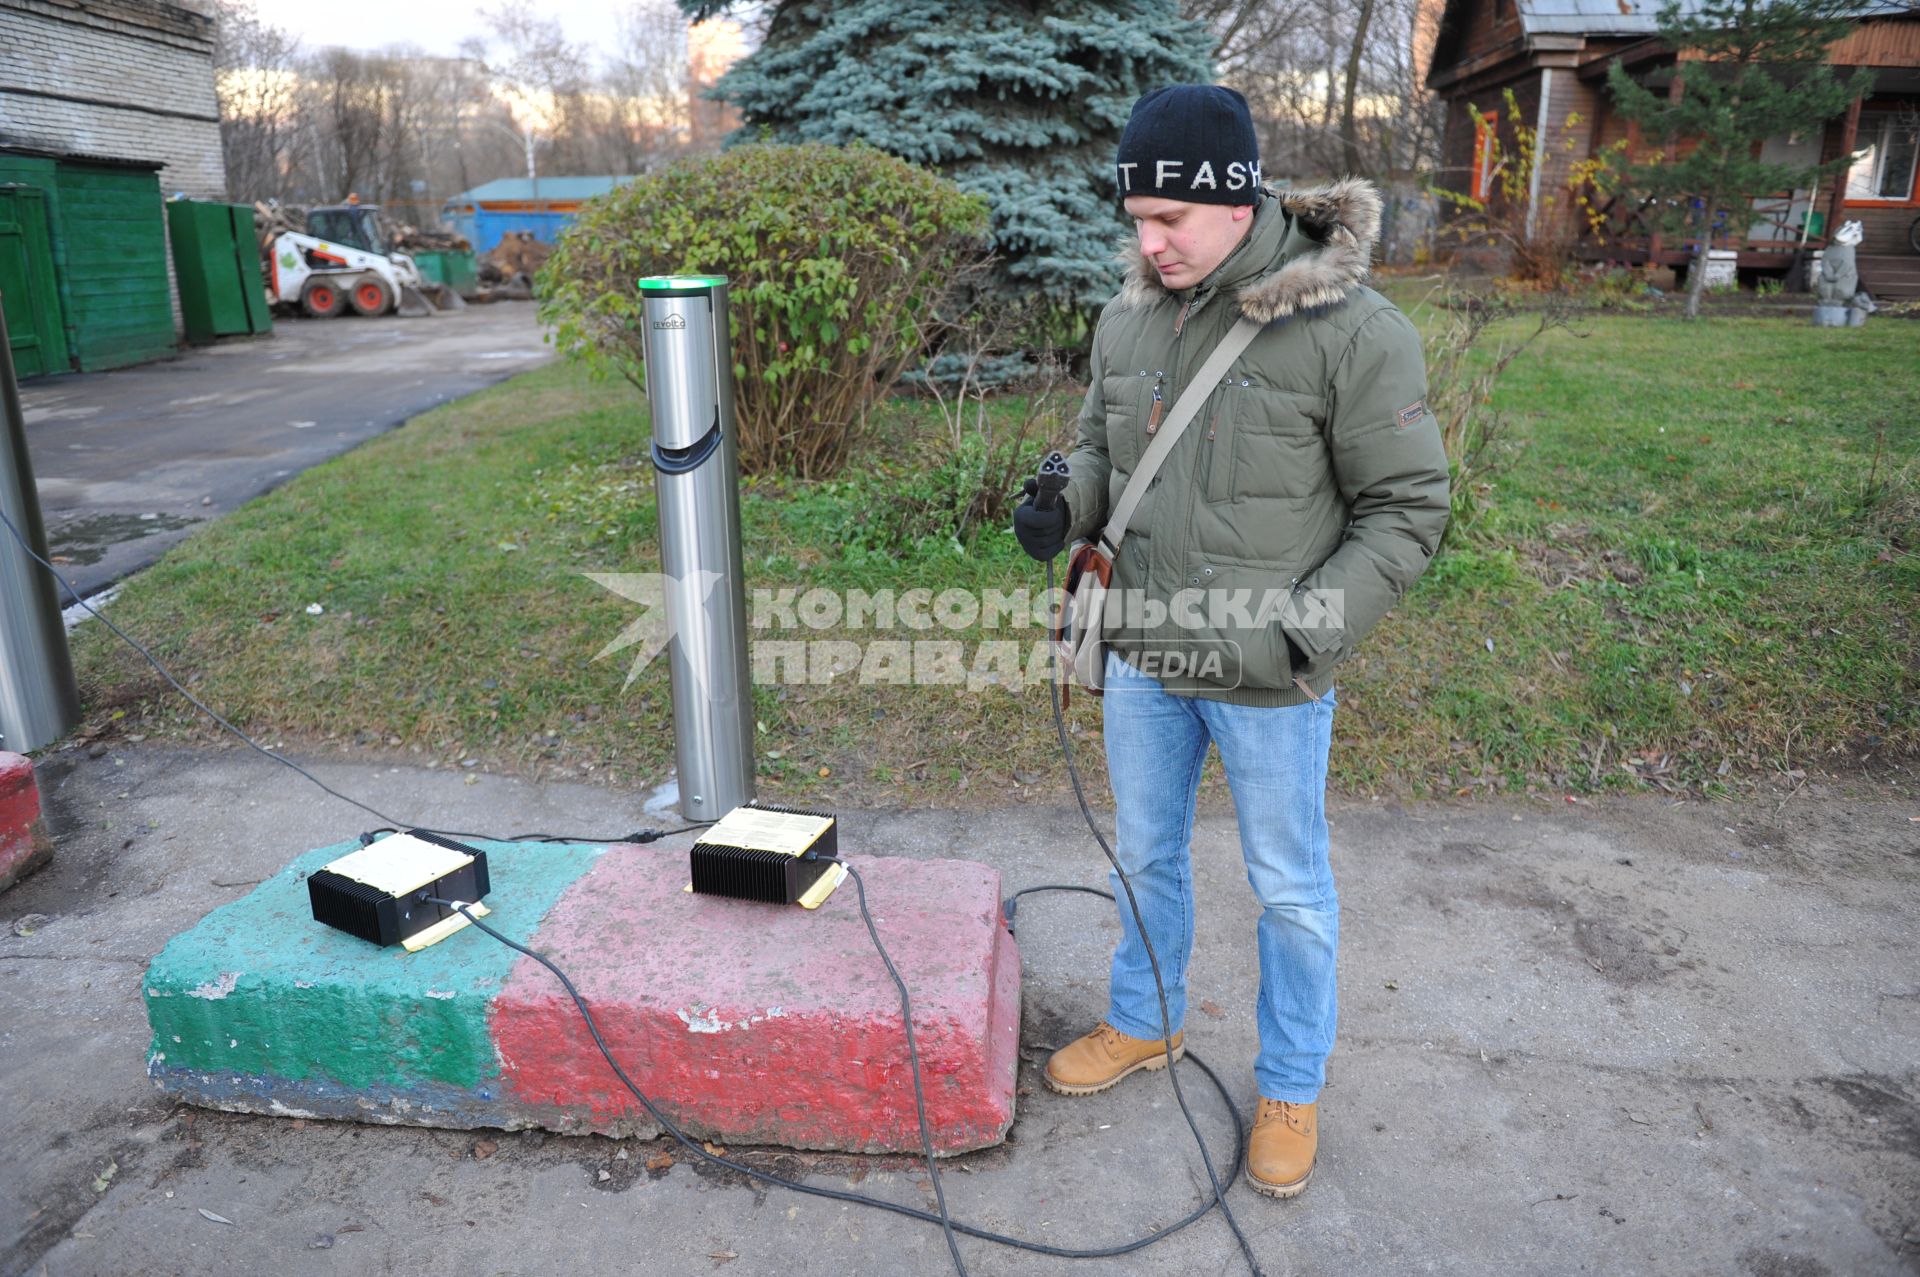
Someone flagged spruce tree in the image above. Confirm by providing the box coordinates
[677,1,1213,333]
[1605,0,1871,319]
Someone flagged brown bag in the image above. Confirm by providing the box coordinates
[1054,538,1117,698]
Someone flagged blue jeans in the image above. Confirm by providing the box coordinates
[1099,651,1338,1104]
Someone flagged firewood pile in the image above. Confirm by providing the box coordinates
[252,201,305,253]
[391,224,472,253]
[477,231,553,299]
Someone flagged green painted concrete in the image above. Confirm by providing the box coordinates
[144,838,606,1090]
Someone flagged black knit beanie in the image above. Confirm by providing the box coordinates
[1115,85,1262,205]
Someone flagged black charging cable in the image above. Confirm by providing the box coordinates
[425,874,1253,1266]
[9,503,1262,1268]
[359,825,712,849]
[1043,553,1267,1277]
[431,854,966,1275]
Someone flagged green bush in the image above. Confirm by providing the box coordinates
[538,143,988,478]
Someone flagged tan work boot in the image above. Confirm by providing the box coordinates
[1246,1098,1316,1198]
[1042,1023,1184,1096]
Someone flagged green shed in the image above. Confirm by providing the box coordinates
[0,150,177,375]
[0,184,70,379]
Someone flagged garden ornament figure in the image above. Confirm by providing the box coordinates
[1011,82,1448,1200]
[1813,220,1874,327]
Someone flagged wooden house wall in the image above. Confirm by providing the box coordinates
[1472,0,1523,65]
[1821,100,1920,255]
[1428,0,1920,259]
[1828,16,1920,67]
[1532,72,1603,241]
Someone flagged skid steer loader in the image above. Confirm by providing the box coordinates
[263,202,463,319]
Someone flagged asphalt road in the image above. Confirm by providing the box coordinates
[2,744,1915,1277]
[16,304,553,599]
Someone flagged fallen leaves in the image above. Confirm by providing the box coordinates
[197,1208,234,1225]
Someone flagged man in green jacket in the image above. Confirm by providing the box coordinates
[1013,84,1447,1198]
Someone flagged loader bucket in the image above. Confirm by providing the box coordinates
[395,283,437,317]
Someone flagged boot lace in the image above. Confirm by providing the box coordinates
[1258,1098,1312,1134]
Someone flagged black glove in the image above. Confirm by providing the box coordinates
[1012,476,1070,562]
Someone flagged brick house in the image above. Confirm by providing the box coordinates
[0,0,229,373]
[1422,0,1920,296]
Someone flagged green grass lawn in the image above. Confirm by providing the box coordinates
[68,303,1918,805]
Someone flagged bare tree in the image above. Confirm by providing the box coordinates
[1189,0,1442,182]
[603,0,692,172]
[209,0,301,202]
[460,3,595,175]
[278,46,454,208]
[1185,0,1314,79]
[1338,0,1378,175]
[210,3,720,216]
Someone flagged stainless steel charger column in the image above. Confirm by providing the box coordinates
[0,297,80,753]
[638,275,754,821]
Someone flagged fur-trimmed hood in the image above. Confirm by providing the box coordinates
[1117,177,1382,323]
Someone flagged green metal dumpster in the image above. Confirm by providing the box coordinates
[166,200,272,344]
[411,249,479,299]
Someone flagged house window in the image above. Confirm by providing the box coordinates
[1846,111,1920,202]
[1472,110,1498,201]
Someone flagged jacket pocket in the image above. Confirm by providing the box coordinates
[1234,390,1329,501]
[1203,386,1240,505]
[1103,372,1152,475]
[1174,550,1301,693]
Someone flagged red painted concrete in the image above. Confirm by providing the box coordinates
[492,849,1020,1155]
[0,752,51,892]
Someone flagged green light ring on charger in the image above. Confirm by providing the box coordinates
[638,275,728,291]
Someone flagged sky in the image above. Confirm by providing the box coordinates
[248,0,635,59]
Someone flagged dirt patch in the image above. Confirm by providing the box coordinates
[1739,1249,1833,1277]
[1815,1075,1920,1161]
[1569,913,1672,985]
[1428,866,1689,987]
[1411,840,1494,869]
[1514,524,1645,590]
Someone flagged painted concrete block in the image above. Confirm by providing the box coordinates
[145,839,1020,1155]
[0,752,52,893]
[491,852,1020,1154]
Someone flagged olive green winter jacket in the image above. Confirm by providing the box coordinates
[1061,178,1448,706]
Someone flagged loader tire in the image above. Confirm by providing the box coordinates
[301,280,346,319]
[349,276,392,317]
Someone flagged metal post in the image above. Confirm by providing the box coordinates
[0,295,80,754]
[638,275,753,821]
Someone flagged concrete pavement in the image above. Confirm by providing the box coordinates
[1,744,1916,1276]
[17,305,552,598]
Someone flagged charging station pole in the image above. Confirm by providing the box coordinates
[0,297,80,754]
[638,275,754,821]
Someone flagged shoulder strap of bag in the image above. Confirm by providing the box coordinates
[1102,315,1263,549]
